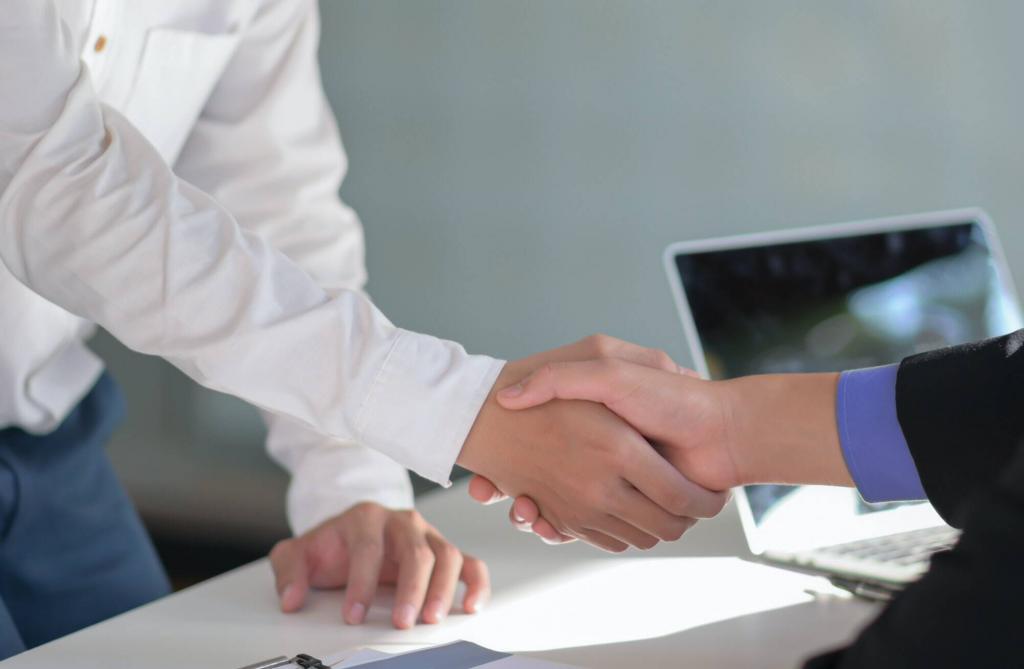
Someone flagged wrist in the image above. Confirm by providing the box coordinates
[456,362,518,475]
[456,397,492,474]
[722,373,850,487]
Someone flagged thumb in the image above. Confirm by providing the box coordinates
[496,359,631,410]
[268,538,311,613]
[494,367,557,410]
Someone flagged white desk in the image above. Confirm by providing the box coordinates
[0,482,881,668]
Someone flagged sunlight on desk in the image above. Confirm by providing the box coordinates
[455,557,844,653]
[0,554,873,669]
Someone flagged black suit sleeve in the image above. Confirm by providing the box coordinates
[804,329,1024,669]
[895,329,1024,527]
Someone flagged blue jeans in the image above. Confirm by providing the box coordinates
[0,373,171,659]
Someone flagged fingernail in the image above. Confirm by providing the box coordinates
[395,603,417,629]
[280,585,298,610]
[346,602,366,625]
[498,383,524,399]
[424,598,446,623]
[465,596,484,614]
[513,510,525,523]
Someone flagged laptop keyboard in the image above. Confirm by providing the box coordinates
[817,526,960,567]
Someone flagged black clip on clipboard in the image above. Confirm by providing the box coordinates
[238,653,330,669]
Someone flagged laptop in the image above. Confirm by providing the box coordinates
[663,208,1023,597]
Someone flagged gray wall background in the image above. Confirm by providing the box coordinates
[100,0,1024,546]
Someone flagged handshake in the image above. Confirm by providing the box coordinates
[457,335,847,551]
[270,334,851,628]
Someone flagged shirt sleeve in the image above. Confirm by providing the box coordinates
[835,364,927,503]
[264,412,415,535]
[172,0,367,299]
[0,0,504,486]
[171,0,417,531]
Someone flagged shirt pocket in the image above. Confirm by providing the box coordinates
[123,27,241,165]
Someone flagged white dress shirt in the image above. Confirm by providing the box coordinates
[0,0,505,534]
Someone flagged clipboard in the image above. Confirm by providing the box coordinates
[238,654,330,669]
[237,641,580,669]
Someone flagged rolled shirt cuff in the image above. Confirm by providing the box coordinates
[836,364,927,503]
[355,329,506,486]
[285,445,416,536]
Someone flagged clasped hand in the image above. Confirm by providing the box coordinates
[457,336,734,552]
[267,337,733,632]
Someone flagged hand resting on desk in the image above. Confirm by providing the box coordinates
[269,502,489,630]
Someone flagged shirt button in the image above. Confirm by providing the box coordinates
[94,35,108,53]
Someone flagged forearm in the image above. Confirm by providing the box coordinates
[0,8,502,485]
[721,373,853,487]
[896,329,1024,525]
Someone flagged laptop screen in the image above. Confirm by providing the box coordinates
[670,219,1022,550]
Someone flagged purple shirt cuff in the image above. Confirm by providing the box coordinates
[836,364,927,503]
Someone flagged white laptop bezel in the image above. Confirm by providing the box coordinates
[662,207,1021,555]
